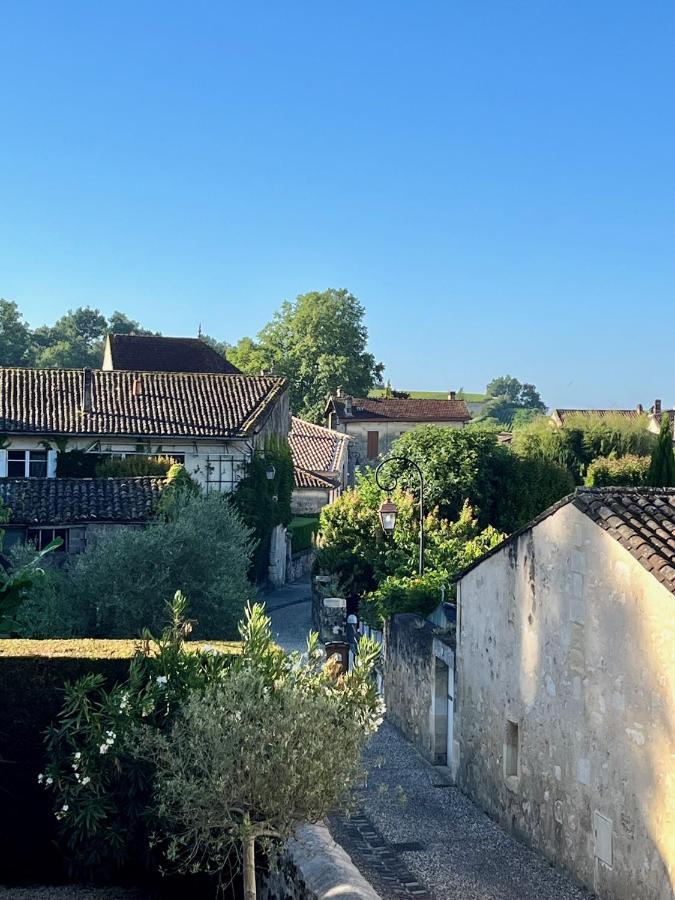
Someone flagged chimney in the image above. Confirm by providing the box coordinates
[344,395,353,416]
[636,403,643,414]
[132,376,142,398]
[336,386,343,398]
[654,399,662,416]
[82,368,92,414]
[449,390,457,401]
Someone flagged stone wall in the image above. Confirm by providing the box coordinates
[454,502,675,900]
[383,615,454,764]
[286,548,315,583]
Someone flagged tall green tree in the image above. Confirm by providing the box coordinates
[647,414,675,486]
[33,307,109,368]
[0,299,33,365]
[228,289,383,422]
[481,375,547,426]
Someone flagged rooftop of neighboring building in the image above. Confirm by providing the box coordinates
[455,487,675,596]
[102,333,241,374]
[0,476,166,525]
[289,416,350,475]
[327,391,471,424]
[0,367,287,439]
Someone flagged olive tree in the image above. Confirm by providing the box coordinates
[141,606,383,899]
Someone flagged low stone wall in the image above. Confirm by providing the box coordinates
[258,823,380,900]
[286,548,315,583]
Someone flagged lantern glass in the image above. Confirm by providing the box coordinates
[378,499,398,534]
[265,465,276,481]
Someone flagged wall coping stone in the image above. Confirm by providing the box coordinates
[289,823,382,899]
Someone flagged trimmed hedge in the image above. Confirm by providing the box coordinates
[289,516,319,554]
[0,639,238,883]
[585,455,651,487]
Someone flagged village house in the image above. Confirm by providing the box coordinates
[288,416,350,514]
[325,391,471,481]
[0,476,165,556]
[451,487,675,900]
[0,366,289,494]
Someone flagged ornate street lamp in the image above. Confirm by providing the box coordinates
[374,456,425,575]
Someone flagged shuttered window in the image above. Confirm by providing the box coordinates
[367,431,379,458]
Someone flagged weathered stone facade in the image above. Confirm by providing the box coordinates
[383,614,455,765]
[454,501,675,899]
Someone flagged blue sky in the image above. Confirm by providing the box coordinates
[1,2,673,408]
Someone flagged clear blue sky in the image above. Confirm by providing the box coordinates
[1,2,673,408]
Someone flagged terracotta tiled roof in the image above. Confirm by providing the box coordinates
[456,487,675,595]
[289,417,349,474]
[293,468,338,490]
[0,368,286,439]
[0,477,165,525]
[572,488,675,594]
[552,408,641,426]
[104,334,241,374]
[328,396,471,423]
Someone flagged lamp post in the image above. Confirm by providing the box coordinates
[375,456,425,576]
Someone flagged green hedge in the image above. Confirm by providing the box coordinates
[0,639,238,882]
[289,516,319,554]
[585,455,651,487]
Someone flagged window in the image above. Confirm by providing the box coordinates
[26,528,68,552]
[94,451,185,464]
[8,450,48,478]
[367,431,379,458]
[504,720,519,778]
[205,455,241,493]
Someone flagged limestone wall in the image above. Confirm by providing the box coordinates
[455,502,675,899]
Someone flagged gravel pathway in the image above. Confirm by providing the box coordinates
[0,889,145,899]
[330,722,594,900]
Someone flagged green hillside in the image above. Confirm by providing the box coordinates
[369,388,486,402]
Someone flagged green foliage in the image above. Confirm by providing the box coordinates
[480,375,546,425]
[288,516,319,553]
[647,414,675,486]
[229,289,383,422]
[233,437,294,582]
[361,571,448,626]
[19,493,254,639]
[388,426,574,532]
[56,448,100,477]
[512,412,655,483]
[0,298,34,365]
[40,597,381,890]
[40,592,238,875]
[94,455,174,478]
[585,455,651,487]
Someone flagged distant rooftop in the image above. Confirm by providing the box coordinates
[102,333,241,374]
[551,408,643,427]
[328,394,471,423]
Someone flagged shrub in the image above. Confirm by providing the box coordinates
[361,571,447,626]
[19,492,254,639]
[288,516,319,553]
[585,455,651,487]
[94,455,175,478]
[42,598,382,898]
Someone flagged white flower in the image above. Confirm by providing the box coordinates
[61,804,69,812]
[201,644,216,654]
[74,751,81,760]
[82,776,91,786]
[74,773,81,782]
[156,675,168,686]
[46,776,53,786]
[37,773,44,784]
[100,743,109,755]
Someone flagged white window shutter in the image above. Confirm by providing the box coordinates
[0,450,7,478]
[47,449,58,478]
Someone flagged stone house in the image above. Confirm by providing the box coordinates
[288,416,350,514]
[0,367,290,494]
[325,392,471,482]
[0,476,165,556]
[452,487,675,900]
[647,400,675,442]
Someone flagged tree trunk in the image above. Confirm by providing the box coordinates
[243,833,256,900]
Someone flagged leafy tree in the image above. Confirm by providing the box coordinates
[585,455,650,487]
[0,299,34,366]
[647,414,675,486]
[106,311,155,336]
[229,289,384,422]
[19,490,254,639]
[481,375,546,426]
[33,307,109,368]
